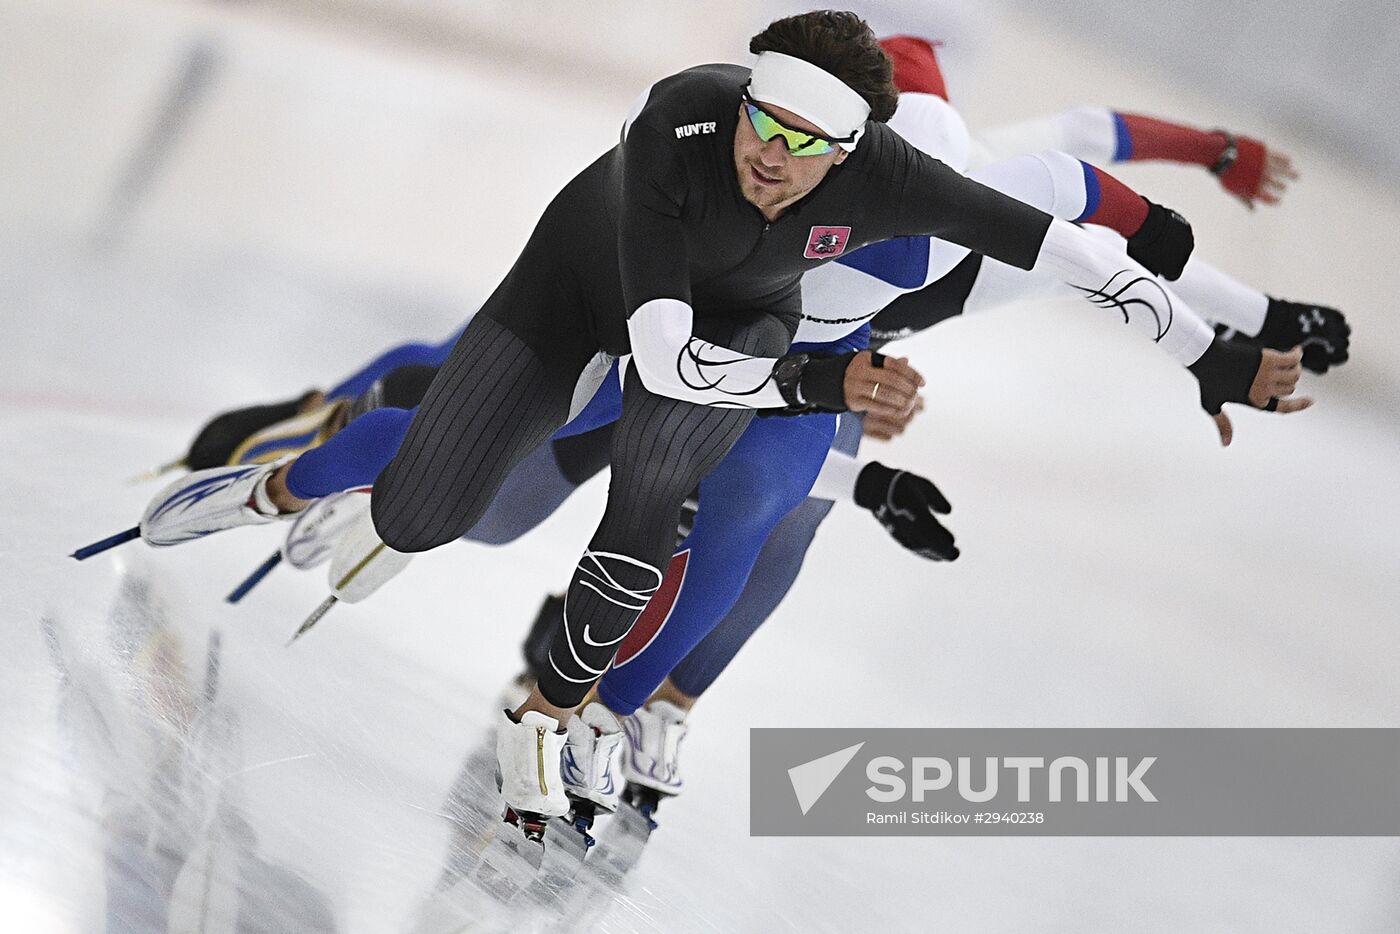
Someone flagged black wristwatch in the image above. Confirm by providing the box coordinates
[1210,131,1239,177]
[771,353,810,407]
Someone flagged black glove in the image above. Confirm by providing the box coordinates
[768,350,858,415]
[854,461,959,561]
[1187,336,1261,415]
[1251,298,1351,375]
[1126,199,1194,281]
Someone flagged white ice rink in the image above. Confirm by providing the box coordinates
[3,1,1399,931]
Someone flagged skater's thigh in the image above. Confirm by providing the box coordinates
[372,286,597,551]
[607,310,792,499]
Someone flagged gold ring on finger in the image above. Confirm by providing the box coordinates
[870,383,880,401]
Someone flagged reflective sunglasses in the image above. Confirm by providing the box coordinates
[740,86,855,157]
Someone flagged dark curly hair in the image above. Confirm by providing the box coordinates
[749,10,897,123]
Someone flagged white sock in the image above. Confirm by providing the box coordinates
[250,470,282,517]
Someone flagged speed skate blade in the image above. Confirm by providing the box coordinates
[126,457,187,484]
[287,595,337,645]
[227,551,282,603]
[71,526,141,560]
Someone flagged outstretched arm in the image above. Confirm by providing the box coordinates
[886,147,1308,439]
[873,33,1294,207]
[889,149,1214,363]
[975,106,1296,208]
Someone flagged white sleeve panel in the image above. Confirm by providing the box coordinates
[809,445,865,503]
[795,262,909,344]
[966,227,1251,364]
[922,240,976,289]
[1170,256,1270,336]
[1076,225,1269,336]
[967,151,1089,222]
[1033,219,1214,365]
[627,298,789,408]
[888,92,973,173]
[974,106,1119,168]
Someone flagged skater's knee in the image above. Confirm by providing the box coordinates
[370,510,458,553]
[370,483,483,553]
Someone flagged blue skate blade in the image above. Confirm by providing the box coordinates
[71,526,141,560]
[226,551,282,603]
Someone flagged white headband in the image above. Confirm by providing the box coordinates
[748,51,870,151]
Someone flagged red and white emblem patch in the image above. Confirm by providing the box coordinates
[804,225,852,259]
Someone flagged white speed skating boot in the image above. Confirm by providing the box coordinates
[287,499,413,642]
[622,700,688,797]
[495,709,568,841]
[561,703,625,814]
[282,489,370,570]
[140,457,294,546]
[326,503,412,603]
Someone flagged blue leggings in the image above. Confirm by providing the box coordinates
[324,328,463,401]
[667,411,862,696]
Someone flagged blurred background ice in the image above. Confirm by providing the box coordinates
[2,1,1398,931]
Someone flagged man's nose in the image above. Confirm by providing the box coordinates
[758,136,789,168]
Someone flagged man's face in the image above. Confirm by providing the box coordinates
[734,99,848,219]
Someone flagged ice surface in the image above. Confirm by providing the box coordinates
[3,1,1400,932]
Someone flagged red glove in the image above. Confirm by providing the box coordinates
[1214,134,1268,204]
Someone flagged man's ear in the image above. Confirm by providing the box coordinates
[834,148,849,165]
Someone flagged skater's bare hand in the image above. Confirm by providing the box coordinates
[844,352,923,422]
[1217,134,1298,209]
[1250,150,1299,208]
[863,396,925,440]
[1248,346,1304,406]
[1212,345,1313,446]
[1234,149,1297,209]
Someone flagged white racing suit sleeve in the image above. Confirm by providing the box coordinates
[809,446,866,503]
[627,298,790,408]
[1076,224,1269,337]
[1032,218,1215,365]
[971,107,1119,169]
